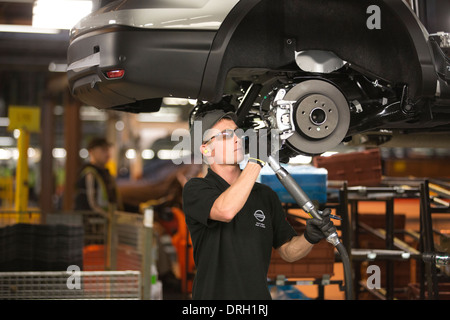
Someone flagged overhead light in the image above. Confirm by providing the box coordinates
[0,24,60,34]
[0,118,10,127]
[0,149,12,160]
[33,0,93,30]
[141,149,155,160]
[0,137,14,147]
[52,148,67,159]
[48,62,68,73]
[157,149,190,160]
[80,106,108,121]
[125,149,137,160]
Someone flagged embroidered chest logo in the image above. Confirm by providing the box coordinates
[254,210,266,228]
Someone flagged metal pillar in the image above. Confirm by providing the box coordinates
[419,180,439,299]
[385,198,395,300]
[62,91,81,211]
[39,97,55,221]
[142,206,155,300]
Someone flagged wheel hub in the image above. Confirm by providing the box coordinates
[295,94,339,139]
[284,80,350,155]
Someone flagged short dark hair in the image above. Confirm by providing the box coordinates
[87,137,111,150]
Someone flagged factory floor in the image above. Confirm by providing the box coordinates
[295,198,449,300]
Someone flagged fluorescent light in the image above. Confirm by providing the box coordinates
[0,137,14,147]
[12,149,19,160]
[27,147,36,158]
[0,149,12,160]
[0,118,10,127]
[80,106,108,121]
[157,149,190,160]
[0,24,60,34]
[0,147,41,161]
[141,149,155,160]
[52,148,67,159]
[48,62,68,72]
[125,149,137,160]
[33,0,93,30]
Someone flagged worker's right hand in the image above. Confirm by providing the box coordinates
[304,208,337,244]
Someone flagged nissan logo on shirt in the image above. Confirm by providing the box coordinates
[254,210,266,228]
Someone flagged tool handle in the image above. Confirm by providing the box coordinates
[267,156,323,220]
[282,174,323,220]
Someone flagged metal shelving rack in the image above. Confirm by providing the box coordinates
[327,178,450,300]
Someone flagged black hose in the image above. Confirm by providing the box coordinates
[336,242,354,300]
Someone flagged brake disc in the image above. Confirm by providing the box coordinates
[285,80,350,155]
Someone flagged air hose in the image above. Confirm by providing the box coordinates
[267,156,354,300]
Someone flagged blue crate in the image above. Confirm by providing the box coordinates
[259,165,328,205]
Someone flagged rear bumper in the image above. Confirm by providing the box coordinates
[67,26,215,110]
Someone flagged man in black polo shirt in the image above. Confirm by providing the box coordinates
[182,107,336,300]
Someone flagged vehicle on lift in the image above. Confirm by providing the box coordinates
[67,0,450,156]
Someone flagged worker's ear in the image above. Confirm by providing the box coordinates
[200,144,210,156]
[200,145,215,165]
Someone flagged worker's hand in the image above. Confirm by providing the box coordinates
[304,208,337,244]
[246,128,271,167]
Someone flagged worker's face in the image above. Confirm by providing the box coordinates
[89,145,111,167]
[201,119,244,165]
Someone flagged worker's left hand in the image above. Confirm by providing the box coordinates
[304,208,337,244]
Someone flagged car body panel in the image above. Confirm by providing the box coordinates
[72,0,239,35]
[68,27,216,110]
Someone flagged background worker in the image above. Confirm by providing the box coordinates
[182,107,336,300]
[74,137,120,217]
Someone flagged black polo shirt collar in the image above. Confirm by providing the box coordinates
[205,168,232,191]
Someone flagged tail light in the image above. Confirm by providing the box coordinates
[105,69,125,79]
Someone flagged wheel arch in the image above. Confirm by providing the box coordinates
[199,0,437,102]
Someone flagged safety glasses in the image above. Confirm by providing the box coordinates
[203,128,244,145]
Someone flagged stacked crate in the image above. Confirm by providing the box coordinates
[0,223,84,271]
[313,149,382,186]
[268,215,335,279]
